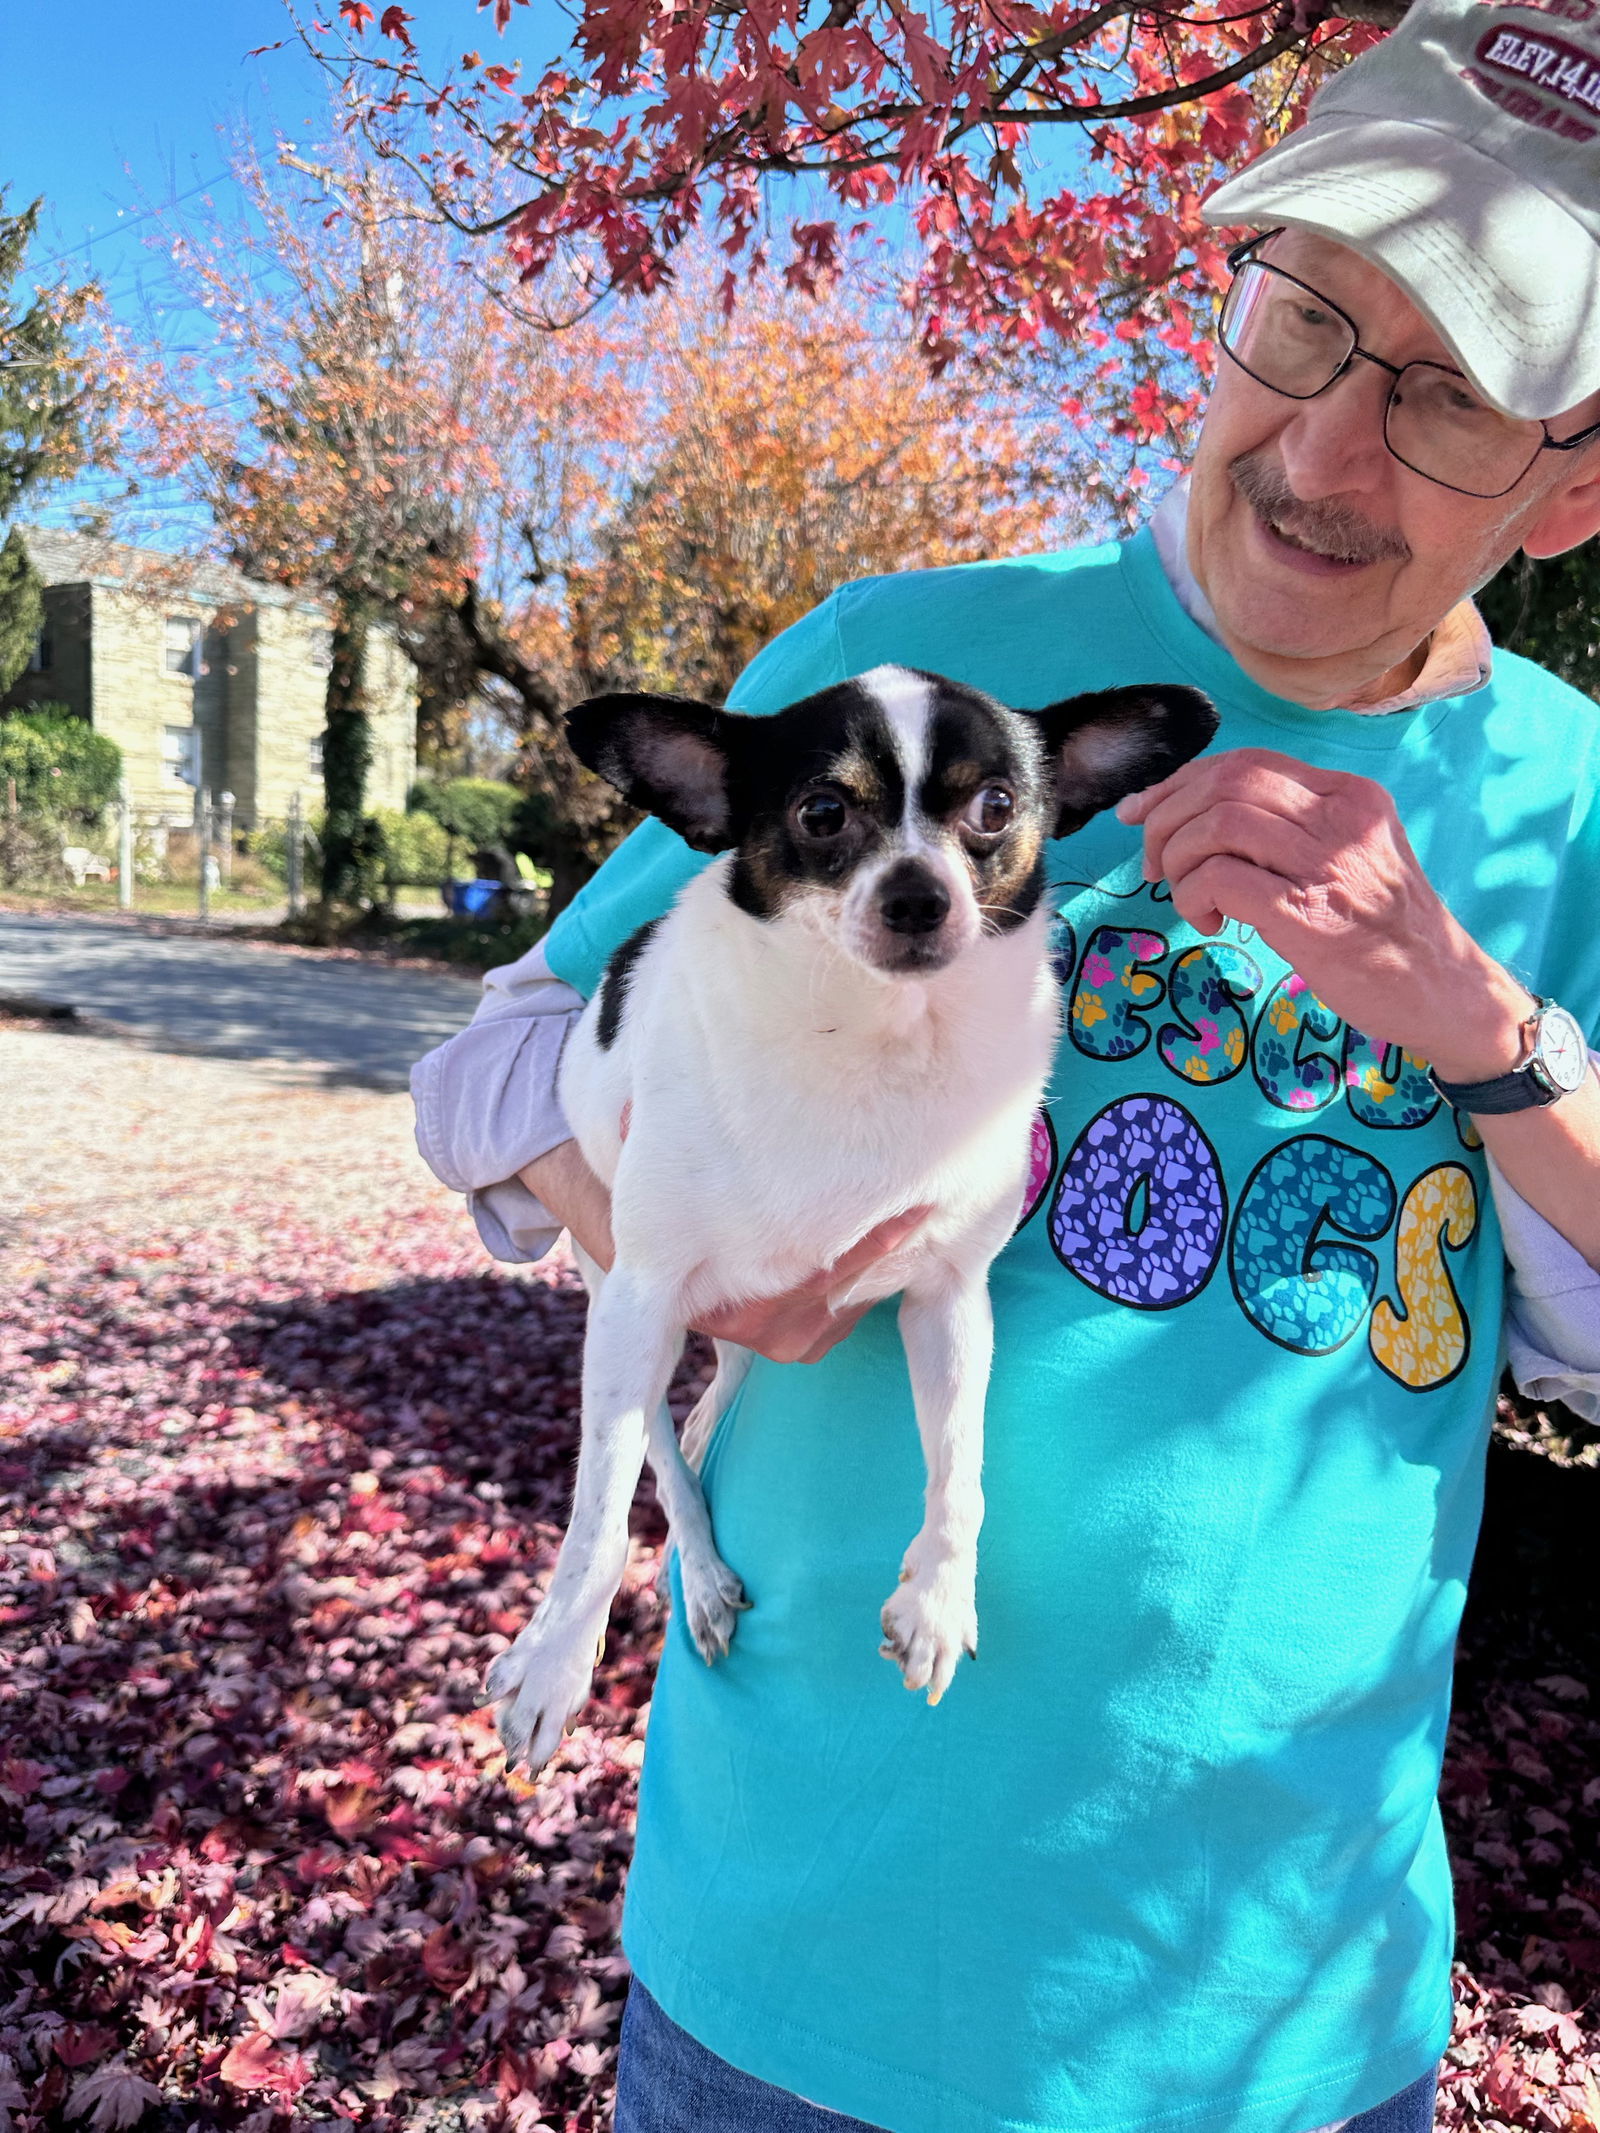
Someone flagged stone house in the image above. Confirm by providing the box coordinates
[1,528,416,828]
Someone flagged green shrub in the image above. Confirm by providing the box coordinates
[375,807,450,887]
[246,806,451,894]
[409,776,520,852]
[0,709,122,821]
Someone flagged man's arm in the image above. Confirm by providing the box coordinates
[1120,746,1600,1268]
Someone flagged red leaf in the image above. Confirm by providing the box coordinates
[218,2033,311,2099]
[420,1925,473,1992]
[323,1781,382,1836]
[484,64,519,90]
[379,5,414,44]
[54,2025,117,2069]
[339,1,375,30]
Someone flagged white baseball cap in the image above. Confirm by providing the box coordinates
[1202,0,1600,421]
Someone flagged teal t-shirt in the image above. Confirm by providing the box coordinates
[544,530,1600,2133]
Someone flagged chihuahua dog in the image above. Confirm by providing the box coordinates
[488,665,1215,1771]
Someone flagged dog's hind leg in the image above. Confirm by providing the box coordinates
[487,1268,681,1772]
[679,1339,753,1471]
[878,1269,991,1706]
[645,1398,749,1663]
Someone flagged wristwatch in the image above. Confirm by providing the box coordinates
[1428,995,1591,1114]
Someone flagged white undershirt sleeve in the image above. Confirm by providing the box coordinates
[1490,1057,1600,1422]
[410,940,584,1264]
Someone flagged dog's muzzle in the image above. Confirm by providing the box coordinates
[878,859,951,936]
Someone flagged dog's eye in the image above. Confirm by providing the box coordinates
[795,791,849,839]
[963,785,1014,838]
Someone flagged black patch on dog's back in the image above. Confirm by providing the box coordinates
[595,919,661,1050]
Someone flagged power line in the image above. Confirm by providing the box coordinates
[30,169,233,275]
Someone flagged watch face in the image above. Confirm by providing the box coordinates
[1535,1005,1590,1094]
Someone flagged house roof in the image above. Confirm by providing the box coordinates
[17,526,330,617]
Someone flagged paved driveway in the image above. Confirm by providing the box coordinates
[0,913,482,1090]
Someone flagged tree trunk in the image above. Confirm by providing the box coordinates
[543,836,597,926]
[317,589,376,922]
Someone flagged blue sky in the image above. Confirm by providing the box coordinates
[3,2,328,311]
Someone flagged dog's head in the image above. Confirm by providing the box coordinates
[567,666,1217,978]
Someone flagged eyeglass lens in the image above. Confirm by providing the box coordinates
[1220,260,1544,499]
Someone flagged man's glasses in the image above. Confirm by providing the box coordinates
[1218,235,1600,501]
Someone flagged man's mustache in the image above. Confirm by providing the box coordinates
[1229,453,1411,567]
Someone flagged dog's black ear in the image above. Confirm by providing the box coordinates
[566,693,742,853]
[1024,685,1218,838]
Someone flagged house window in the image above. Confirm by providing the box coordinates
[28,630,52,674]
[308,733,324,777]
[162,725,199,789]
[164,615,199,677]
[308,627,334,673]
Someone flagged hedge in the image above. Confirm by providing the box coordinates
[0,709,122,821]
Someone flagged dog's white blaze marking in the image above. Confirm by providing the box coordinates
[859,664,933,806]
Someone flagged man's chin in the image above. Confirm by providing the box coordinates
[1206,523,1403,664]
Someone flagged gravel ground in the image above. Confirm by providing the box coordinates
[3,1020,457,1258]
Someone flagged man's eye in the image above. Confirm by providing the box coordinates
[795,792,849,839]
[963,785,1014,837]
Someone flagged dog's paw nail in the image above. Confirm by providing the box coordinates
[927,1685,944,1708]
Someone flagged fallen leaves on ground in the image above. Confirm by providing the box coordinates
[0,1199,673,2132]
[1,1025,1596,2130]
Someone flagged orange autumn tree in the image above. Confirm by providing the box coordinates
[114,133,631,917]
[115,136,1089,919]
[570,268,1088,705]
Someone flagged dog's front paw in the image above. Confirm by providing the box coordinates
[485,1619,602,1774]
[878,1554,978,1706]
[677,1540,750,1664]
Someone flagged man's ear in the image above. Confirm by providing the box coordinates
[566,693,742,853]
[1521,436,1600,560]
[1024,685,1219,837]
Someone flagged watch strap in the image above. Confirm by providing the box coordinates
[1428,995,1561,1114]
[1427,1061,1562,1113]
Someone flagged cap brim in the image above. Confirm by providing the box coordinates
[1203,117,1600,421]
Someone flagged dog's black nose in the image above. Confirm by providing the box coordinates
[879,861,951,935]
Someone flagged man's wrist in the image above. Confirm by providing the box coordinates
[1423,960,1537,1087]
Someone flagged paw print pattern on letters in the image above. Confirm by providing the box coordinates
[1229,1136,1398,1356]
[1049,1095,1227,1311]
[1369,1163,1478,1389]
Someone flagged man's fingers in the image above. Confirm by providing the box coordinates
[798,1303,873,1364]
[1166,853,1290,939]
[1117,747,1337,829]
[824,1205,933,1287]
[1156,801,1323,893]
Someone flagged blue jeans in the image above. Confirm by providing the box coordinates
[614,1981,1440,2133]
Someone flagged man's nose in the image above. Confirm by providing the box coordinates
[1276,356,1395,499]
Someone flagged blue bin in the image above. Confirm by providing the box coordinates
[443,878,502,918]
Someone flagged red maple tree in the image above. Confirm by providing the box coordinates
[292,0,1403,393]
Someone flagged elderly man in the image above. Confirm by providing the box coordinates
[412,0,1600,2126]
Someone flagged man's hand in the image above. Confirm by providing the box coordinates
[519,1140,929,1364]
[1116,746,1530,1080]
[694,1209,931,1364]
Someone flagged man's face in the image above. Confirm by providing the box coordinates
[1188,229,1600,683]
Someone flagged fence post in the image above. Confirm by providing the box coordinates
[198,788,212,922]
[287,790,303,918]
[118,778,133,910]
